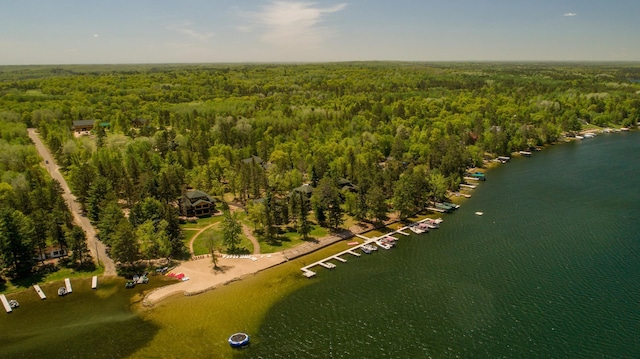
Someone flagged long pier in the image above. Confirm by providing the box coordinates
[300,217,442,277]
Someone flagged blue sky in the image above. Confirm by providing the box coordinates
[1,0,639,65]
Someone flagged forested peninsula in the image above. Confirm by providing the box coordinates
[1,62,639,281]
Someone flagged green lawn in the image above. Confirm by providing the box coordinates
[257,224,329,253]
[180,215,223,230]
[191,225,253,256]
[182,230,199,246]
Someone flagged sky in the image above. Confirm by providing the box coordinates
[1,0,639,65]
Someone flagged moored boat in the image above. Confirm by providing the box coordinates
[8,299,19,308]
[57,287,67,296]
[409,226,425,234]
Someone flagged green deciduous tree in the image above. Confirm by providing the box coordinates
[221,210,242,253]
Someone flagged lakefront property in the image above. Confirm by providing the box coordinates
[1,62,639,358]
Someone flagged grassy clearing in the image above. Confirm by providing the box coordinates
[192,225,253,256]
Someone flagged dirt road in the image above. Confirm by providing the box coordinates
[27,129,116,276]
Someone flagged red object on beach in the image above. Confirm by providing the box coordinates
[175,273,185,280]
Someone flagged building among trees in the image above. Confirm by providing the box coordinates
[180,190,215,217]
[72,119,95,133]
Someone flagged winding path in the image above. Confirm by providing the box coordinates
[27,129,116,276]
[185,221,261,256]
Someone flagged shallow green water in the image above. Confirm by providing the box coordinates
[2,132,639,358]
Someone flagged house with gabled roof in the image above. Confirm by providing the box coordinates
[180,190,215,217]
[72,119,95,133]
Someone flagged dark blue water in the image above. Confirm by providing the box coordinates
[250,132,640,358]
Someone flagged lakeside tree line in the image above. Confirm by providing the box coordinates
[1,62,639,276]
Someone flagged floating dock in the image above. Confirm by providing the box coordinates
[1,294,12,313]
[92,276,98,289]
[33,284,46,299]
[64,278,72,294]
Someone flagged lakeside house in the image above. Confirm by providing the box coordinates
[338,178,358,193]
[291,183,314,198]
[180,190,215,217]
[34,246,67,261]
[72,119,95,133]
[132,118,149,128]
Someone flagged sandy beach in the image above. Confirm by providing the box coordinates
[143,253,287,306]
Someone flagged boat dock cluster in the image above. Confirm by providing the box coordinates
[3,276,99,314]
[300,217,443,278]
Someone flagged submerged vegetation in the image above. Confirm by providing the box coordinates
[1,62,639,281]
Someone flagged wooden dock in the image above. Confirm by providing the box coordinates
[92,276,98,289]
[1,294,12,313]
[64,278,72,294]
[33,284,46,299]
[300,218,442,277]
[460,183,477,189]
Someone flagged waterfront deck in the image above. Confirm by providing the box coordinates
[92,276,98,289]
[65,278,73,294]
[33,284,46,299]
[1,294,12,313]
[300,218,442,277]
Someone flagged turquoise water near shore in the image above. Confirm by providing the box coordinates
[1,132,638,358]
[248,132,640,358]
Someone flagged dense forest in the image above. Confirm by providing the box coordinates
[1,62,639,278]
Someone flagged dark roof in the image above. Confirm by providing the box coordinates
[185,190,212,201]
[190,199,211,207]
[72,120,95,127]
[133,118,149,125]
[292,184,314,195]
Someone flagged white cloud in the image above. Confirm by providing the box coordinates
[563,12,577,17]
[244,1,347,48]
[168,22,214,41]
[93,34,99,38]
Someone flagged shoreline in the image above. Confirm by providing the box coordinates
[142,221,386,306]
[142,127,626,306]
[10,127,632,304]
